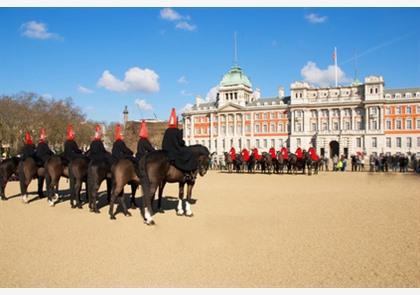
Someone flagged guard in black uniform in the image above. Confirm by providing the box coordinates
[63,124,83,163]
[21,132,36,160]
[112,124,134,162]
[162,108,197,180]
[35,128,54,167]
[86,124,113,164]
[135,120,155,161]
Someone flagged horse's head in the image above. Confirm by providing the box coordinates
[189,144,211,177]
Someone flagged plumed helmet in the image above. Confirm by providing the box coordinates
[67,124,75,141]
[168,108,177,128]
[115,124,123,141]
[39,128,47,143]
[139,120,148,139]
[25,131,33,145]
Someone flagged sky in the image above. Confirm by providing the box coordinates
[1,8,420,123]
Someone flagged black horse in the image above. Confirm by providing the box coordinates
[18,157,46,203]
[87,158,113,214]
[44,155,69,206]
[0,157,20,200]
[139,144,210,225]
[288,153,308,175]
[68,157,89,209]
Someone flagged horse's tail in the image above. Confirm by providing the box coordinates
[18,160,26,195]
[138,156,150,198]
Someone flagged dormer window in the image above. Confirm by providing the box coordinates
[385,94,391,99]
[405,93,411,98]
[416,92,420,98]
[395,93,401,99]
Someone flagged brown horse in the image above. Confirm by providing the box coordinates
[18,157,46,203]
[87,158,113,214]
[108,159,139,219]
[0,157,20,200]
[68,157,89,209]
[44,155,69,206]
[140,145,210,225]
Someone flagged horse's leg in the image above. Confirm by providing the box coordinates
[75,178,83,209]
[0,177,7,200]
[185,182,195,217]
[157,181,166,213]
[106,178,112,204]
[177,182,185,216]
[130,183,137,209]
[143,183,157,225]
[19,163,30,204]
[119,190,131,217]
[69,174,75,208]
[37,176,45,198]
[109,183,123,220]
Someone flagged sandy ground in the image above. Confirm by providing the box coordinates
[0,170,419,287]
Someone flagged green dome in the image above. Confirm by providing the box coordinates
[220,65,252,88]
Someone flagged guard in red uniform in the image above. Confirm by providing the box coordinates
[295,147,303,160]
[308,146,319,161]
[252,148,261,161]
[280,146,289,160]
[269,147,276,160]
[229,147,236,161]
[241,148,250,162]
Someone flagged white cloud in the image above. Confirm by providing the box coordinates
[77,85,94,94]
[305,13,328,24]
[205,86,219,102]
[159,8,197,32]
[177,75,188,84]
[300,61,350,87]
[97,67,160,93]
[175,21,197,32]
[21,21,62,40]
[181,90,193,96]
[135,99,153,111]
[160,8,183,21]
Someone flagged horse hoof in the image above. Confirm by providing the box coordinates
[48,200,55,207]
[1,197,8,201]
[176,211,184,216]
[144,219,155,226]
[94,210,100,214]
[125,212,132,217]
[158,209,165,214]
[71,205,76,209]
[77,205,83,209]
[130,205,137,209]
[185,212,194,217]
[110,216,116,220]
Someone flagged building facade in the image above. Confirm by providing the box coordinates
[182,64,420,158]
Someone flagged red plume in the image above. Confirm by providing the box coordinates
[67,124,75,141]
[168,108,177,128]
[115,124,123,141]
[25,131,33,145]
[139,120,148,139]
[94,124,102,140]
[39,128,47,143]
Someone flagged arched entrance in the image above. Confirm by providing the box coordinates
[329,140,339,158]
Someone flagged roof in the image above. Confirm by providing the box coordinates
[384,88,420,94]
[220,65,252,88]
[247,96,289,107]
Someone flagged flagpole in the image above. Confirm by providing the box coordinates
[334,46,338,87]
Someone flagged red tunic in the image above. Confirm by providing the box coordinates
[308,147,319,161]
[280,147,288,160]
[229,148,236,161]
[269,147,276,159]
[253,148,261,161]
[242,149,250,162]
[295,148,303,160]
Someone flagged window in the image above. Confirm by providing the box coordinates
[385,107,391,115]
[246,113,251,120]
[234,92,238,99]
[396,106,401,114]
[222,126,226,136]
[264,113,268,119]
[322,122,328,131]
[296,138,301,147]
[344,121,350,130]
[311,110,317,117]
[270,123,276,133]
[417,119,420,129]
[371,120,378,130]
[406,106,412,114]
[396,137,402,148]
[311,122,317,131]
[371,107,378,115]
[263,124,268,133]
[271,139,275,148]
[296,122,302,132]
[356,138,362,148]
[237,125,243,134]
[386,120,391,130]
[386,137,391,148]
[196,128,201,135]
[396,120,402,130]
[228,125,234,135]
[256,139,260,148]
[417,106,420,114]
[333,121,339,130]
[246,139,251,149]
[222,139,225,149]
[356,121,362,130]
[417,137,420,147]
[407,137,412,148]
[225,93,229,100]
[271,112,276,119]
[255,113,260,120]
[255,124,260,133]
[372,137,377,148]
[246,125,251,133]
[263,139,267,148]
[278,124,284,132]
[406,120,412,129]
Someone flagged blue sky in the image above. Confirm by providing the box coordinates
[1,8,420,123]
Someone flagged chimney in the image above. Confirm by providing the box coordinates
[253,88,261,100]
[195,95,202,106]
[278,87,285,98]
